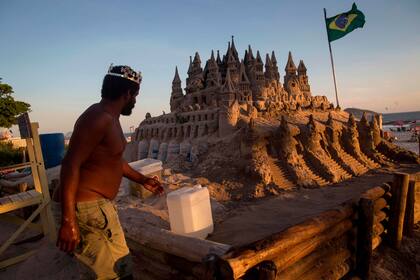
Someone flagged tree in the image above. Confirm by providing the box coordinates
[0,78,31,128]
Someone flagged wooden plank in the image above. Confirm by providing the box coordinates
[7,193,23,203]
[26,138,42,194]
[27,189,41,198]
[30,122,56,242]
[0,162,31,173]
[220,203,354,279]
[388,173,409,249]
[17,191,32,201]
[356,197,374,279]
[403,180,416,237]
[0,193,42,214]
[0,196,12,206]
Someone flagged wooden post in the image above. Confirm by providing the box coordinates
[258,261,277,280]
[388,173,409,249]
[202,254,218,280]
[404,175,419,237]
[356,198,374,279]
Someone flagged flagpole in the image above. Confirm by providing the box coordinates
[324,8,340,109]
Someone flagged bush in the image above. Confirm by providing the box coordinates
[0,141,24,167]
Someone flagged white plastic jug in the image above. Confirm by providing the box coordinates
[166,185,213,239]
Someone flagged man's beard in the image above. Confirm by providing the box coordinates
[121,102,135,116]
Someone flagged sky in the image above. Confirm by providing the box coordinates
[1,0,419,134]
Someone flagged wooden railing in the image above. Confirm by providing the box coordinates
[126,171,419,280]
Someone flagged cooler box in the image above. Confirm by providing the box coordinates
[129,158,163,198]
[166,185,213,239]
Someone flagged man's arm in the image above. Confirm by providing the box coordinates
[122,160,164,195]
[56,112,112,252]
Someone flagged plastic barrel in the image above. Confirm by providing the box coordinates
[39,133,65,169]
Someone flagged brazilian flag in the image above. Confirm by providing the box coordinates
[325,3,365,42]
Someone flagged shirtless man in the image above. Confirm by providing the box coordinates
[56,65,163,279]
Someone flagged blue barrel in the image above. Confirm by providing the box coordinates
[39,133,65,169]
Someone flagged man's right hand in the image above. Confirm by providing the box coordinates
[56,221,81,253]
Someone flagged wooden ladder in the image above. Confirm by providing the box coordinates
[0,115,56,269]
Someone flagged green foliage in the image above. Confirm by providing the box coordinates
[0,141,24,167]
[0,78,31,128]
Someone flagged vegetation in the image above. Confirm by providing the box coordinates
[0,141,25,168]
[0,78,31,128]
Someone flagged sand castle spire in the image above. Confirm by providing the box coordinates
[216,50,222,65]
[187,56,193,74]
[285,51,297,73]
[239,60,250,84]
[271,51,277,65]
[298,60,307,74]
[172,66,181,84]
[222,68,235,93]
[231,35,239,61]
[265,53,273,67]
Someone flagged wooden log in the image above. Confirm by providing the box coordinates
[383,192,392,205]
[299,252,351,280]
[258,261,277,280]
[127,238,205,278]
[276,235,349,280]
[381,182,392,193]
[134,252,197,280]
[372,236,382,251]
[373,198,387,213]
[403,179,417,237]
[122,218,230,263]
[361,186,385,200]
[322,261,351,280]
[373,222,385,237]
[374,210,387,224]
[219,203,354,279]
[356,198,374,279]
[388,172,409,249]
[272,220,352,272]
[202,254,218,280]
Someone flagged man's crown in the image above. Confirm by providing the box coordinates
[107,64,142,84]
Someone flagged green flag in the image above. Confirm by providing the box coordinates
[325,3,365,42]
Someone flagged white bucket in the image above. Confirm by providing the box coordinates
[166,185,213,239]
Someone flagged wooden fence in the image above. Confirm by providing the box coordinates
[126,171,419,280]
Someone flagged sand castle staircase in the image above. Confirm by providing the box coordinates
[267,157,295,189]
[360,152,381,169]
[297,155,329,187]
[320,155,353,181]
[0,114,56,269]
[337,148,370,175]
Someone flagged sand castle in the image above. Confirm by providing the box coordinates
[128,38,419,196]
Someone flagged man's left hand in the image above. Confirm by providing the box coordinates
[143,177,164,196]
